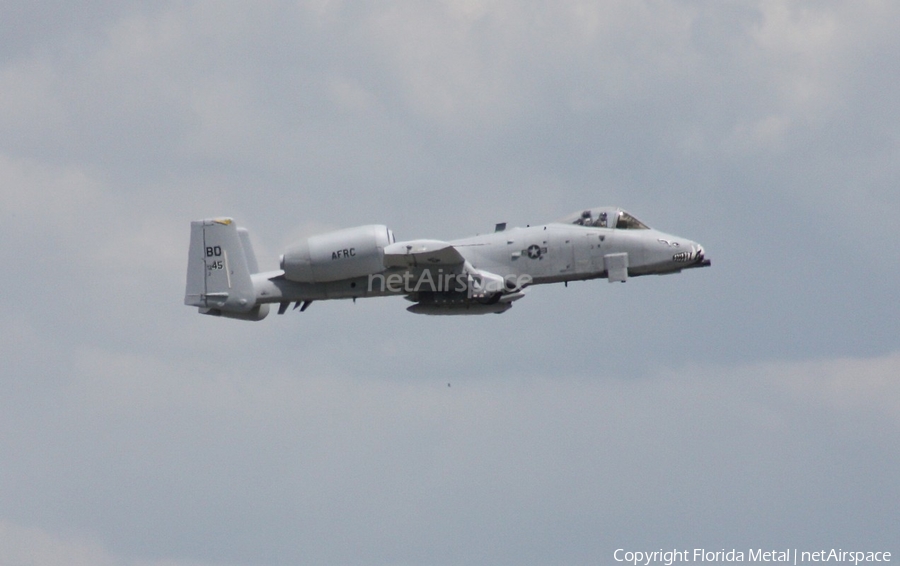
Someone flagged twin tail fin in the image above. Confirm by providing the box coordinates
[184,218,269,321]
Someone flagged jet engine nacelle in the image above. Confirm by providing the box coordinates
[280,224,394,283]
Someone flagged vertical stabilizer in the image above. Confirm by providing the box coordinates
[185,218,267,320]
[237,227,259,274]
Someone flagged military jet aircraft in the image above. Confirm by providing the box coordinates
[184,207,710,320]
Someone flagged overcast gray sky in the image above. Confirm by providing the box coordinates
[1,1,899,565]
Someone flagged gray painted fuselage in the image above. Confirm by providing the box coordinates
[250,213,707,305]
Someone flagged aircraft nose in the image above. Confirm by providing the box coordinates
[693,243,711,267]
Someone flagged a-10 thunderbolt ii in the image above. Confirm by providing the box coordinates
[184,207,710,320]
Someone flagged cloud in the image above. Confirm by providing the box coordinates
[0,521,118,566]
[1,1,899,565]
[0,520,218,566]
[0,155,103,231]
[2,346,898,564]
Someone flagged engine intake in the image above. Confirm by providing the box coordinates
[280,224,394,283]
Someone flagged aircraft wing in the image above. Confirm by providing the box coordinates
[383,240,466,269]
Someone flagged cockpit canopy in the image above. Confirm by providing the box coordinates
[556,207,650,230]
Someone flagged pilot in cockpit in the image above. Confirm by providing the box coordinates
[575,210,592,226]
